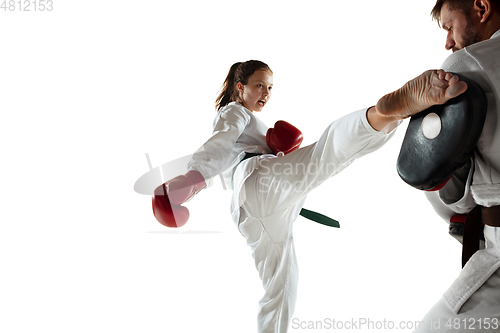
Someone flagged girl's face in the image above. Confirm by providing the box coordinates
[237,69,273,112]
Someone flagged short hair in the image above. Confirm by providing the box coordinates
[431,0,500,26]
[431,0,474,26]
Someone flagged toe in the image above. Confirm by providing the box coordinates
[448,74,459,84]
[437,69,446,80]
[446,81,468,99]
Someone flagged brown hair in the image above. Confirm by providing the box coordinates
[431,0,500,26]
[215,60,272,111]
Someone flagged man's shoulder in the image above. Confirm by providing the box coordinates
[441,36,500,72]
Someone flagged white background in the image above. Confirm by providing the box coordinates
[1,0,464,332]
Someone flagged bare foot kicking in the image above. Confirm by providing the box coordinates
[375,69,468,119]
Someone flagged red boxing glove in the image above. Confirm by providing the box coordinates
[266,120,303,155]
[152,170,206,228]
[152,184,190,228]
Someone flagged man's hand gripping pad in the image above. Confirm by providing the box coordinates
[397,73,487,191]
[266,120,304,155]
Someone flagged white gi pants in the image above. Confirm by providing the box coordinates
[231,109,396,333]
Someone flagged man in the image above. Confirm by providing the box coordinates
[415,0,500,331]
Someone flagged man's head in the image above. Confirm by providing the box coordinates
[431,0,500,51]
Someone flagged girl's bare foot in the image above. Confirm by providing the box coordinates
[375,70,468,120]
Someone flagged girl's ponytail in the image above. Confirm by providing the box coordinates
[215,60,272,112]
[215,62,242,111]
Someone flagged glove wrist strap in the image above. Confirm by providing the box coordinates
[185,170,207,193]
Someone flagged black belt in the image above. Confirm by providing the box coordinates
[241,153,339,228]
[462,205,500,267]
[242,152,263,161]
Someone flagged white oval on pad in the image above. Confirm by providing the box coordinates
[421,112,442,139]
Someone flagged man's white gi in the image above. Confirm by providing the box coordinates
[188,102,396,332]
[415,30,500,332]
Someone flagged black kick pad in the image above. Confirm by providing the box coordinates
[397,73,487,191]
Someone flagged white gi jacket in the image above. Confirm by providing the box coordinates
[425,29,500,314]
[187,102,272,190]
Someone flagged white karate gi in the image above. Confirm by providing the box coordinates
[188,102,396,332]
[415,30,500,332]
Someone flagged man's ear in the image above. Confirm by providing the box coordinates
[473,0,492,23]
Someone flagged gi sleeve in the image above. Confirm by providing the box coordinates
[187,104,251,187]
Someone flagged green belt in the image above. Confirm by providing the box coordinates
[299,208,340,228]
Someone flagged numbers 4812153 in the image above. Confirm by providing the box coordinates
[446,317,499,330]
[1,0,53,11]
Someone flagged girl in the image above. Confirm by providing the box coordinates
[152,60,467,333]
